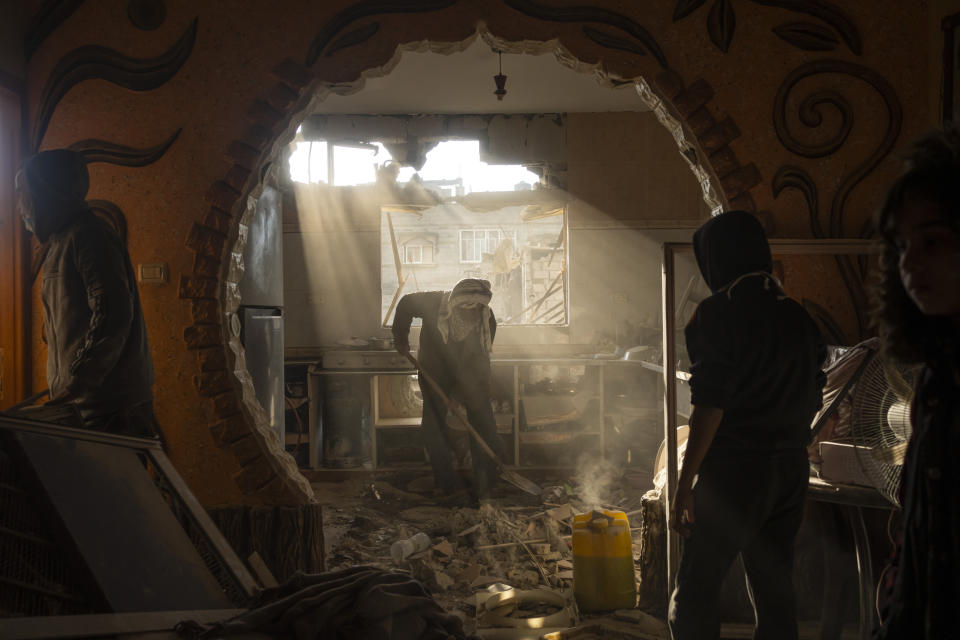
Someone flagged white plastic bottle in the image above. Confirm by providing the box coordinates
[390,531,431,563]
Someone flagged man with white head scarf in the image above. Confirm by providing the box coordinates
[393,278,500,500]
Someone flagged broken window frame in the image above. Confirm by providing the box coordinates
[383,205,568,328]
[459,229,517,264]
[292,139,385,186]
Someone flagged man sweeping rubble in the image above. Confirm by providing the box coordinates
[668,211,826,639]
[393,278,502,504]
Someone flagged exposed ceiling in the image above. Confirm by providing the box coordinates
[314,37,650,115]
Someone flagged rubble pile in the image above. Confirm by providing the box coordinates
[320,471,661,633]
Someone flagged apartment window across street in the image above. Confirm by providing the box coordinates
[460,229,516,264]
[404,245,423,264]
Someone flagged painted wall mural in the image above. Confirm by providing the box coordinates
[67,128,182,166]
[23,1,925,504]
[23,0,88,60]
[31,17,196,150]
[772,59,902,343]
[673,0,861,54]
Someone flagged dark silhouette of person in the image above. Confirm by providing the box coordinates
[872,127,960,639]
[16,149,160,440]
[668,210,826,640]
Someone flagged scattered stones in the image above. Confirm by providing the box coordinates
[318,471,657,635]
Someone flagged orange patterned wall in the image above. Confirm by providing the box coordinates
[21,0,932,505]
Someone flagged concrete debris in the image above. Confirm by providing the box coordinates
[547,504,574,521]
[318,471,657,636]
[434,539,456,556]
[400,506,451,523]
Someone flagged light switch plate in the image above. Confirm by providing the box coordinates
[138,263,168,284]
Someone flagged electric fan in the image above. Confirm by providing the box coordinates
[844,355,919,506]
[817,339,920,507]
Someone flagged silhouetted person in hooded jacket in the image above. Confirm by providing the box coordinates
[16,149,160,440]
[668,211,826,640]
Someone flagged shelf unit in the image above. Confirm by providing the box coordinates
[365,357,689,469]
[305,352,690,471]
[495,358,605,468]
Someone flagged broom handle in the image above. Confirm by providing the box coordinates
[403,352,501,464]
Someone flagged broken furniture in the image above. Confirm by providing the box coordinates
[807,479,893,640]
[0,413,259,638]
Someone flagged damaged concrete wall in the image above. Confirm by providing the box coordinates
[283,110,708,351]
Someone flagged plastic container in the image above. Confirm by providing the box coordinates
[572,509,636,612]
[390,532,431,563]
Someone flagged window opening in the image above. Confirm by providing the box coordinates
[383,205,567,327]
[404,245,423,264]
[289,139,538,193]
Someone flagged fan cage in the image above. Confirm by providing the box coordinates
[846,359,919,506]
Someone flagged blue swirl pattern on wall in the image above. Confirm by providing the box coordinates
[305,0,459,66]
[24,0,87,60]
[68,128,182,167]
[32,18,197,149]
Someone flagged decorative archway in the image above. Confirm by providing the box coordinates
[24,0,913,504]
[179,24,762,503]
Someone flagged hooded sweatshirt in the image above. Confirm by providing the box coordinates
[22,150,154,415]
[685,210,826,454]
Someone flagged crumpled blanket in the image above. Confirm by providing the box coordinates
[187,565,476,640]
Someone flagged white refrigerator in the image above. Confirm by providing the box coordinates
[237,186,285,444]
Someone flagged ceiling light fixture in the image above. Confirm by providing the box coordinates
[493,50,507,101]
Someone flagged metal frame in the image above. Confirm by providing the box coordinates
[0,414,260,635]
[1,608,246,639]
[660,238,883,628]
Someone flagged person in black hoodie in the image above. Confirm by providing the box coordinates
[392,279,500,500]
[668,211,826,640]
[15,149,159,440]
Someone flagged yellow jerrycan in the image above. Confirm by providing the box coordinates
[572,509,636,612]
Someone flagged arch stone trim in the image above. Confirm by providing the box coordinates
[178,58,317,505]
[179,30,765,502]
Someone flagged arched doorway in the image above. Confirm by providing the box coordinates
[207,29,748,500]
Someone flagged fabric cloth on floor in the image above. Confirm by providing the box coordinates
[191,565,476,640]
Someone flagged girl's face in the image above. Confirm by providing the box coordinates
[895,199,960,319]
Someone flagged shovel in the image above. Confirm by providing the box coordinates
[403,352,542,497]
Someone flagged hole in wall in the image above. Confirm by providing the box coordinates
[225,31,724,479]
